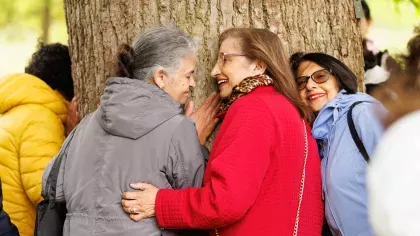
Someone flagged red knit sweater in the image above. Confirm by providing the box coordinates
[156,86,323,235]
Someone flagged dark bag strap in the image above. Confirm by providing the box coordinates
[347,101,370,162]
[44,128,77,199]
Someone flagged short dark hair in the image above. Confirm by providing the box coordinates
[361,0,371,21]
[25,42,74,100]
[290,52,359,94]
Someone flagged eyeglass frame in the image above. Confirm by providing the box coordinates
[217,52,249,68]
[296,68,333,90]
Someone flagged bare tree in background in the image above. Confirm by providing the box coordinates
[41,0,52,43]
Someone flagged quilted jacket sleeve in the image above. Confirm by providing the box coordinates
[19,105,65,205]
[166,118,206,189]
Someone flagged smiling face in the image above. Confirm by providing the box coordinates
[210,37,264,99]
[153,54,197,104]
[297,61,340,112]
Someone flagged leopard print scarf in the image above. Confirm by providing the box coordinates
[217,74,274,118]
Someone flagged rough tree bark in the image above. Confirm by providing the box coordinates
[64,0,363,144]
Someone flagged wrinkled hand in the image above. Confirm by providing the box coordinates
[185,92,221,145]
[66,97,79,136]
[121,183,159,222]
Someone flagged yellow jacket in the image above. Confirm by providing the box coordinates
[0,73,68,236]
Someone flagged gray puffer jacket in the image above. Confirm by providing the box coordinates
[42,77,208,236]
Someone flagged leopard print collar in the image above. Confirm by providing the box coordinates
[217,74,273,118]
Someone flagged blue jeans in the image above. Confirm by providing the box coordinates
[0,180,19,236]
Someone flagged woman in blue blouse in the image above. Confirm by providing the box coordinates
[290,52,387,236]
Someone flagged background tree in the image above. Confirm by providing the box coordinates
[41,0,52,42]
[0,0,65,42]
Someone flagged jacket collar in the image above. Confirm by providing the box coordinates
[312,90,379,140]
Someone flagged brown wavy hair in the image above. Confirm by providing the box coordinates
[372,25,420,127]
[219,28,314,123]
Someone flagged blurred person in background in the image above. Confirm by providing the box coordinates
[290,52,387,236]
[0,43,78,236]
[368,26,420,236]
[360,0,399,95]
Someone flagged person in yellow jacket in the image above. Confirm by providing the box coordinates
[0,43,78,236]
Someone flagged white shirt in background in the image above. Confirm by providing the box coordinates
[368,110,420,236]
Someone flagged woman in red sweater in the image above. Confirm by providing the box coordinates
[121,28,324,235]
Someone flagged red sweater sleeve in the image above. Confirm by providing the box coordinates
[155,96,274,229]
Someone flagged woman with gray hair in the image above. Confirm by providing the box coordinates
[41,27,219,236]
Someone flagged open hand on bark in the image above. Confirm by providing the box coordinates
[66,97,79,136]
[185,92,221,145]
[121,183,159,222]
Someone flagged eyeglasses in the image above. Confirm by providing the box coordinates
[217,52,247,68]
[296,69,332,90]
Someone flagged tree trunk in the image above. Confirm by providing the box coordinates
[41,0,52,43]
[64,0,363,143]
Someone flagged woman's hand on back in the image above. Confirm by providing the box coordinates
[121,183,159,222]
[185,92,221,145]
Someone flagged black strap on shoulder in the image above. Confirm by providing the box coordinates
[45,113,94,199]
[45,128,77,199]
[347,101,370,162]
